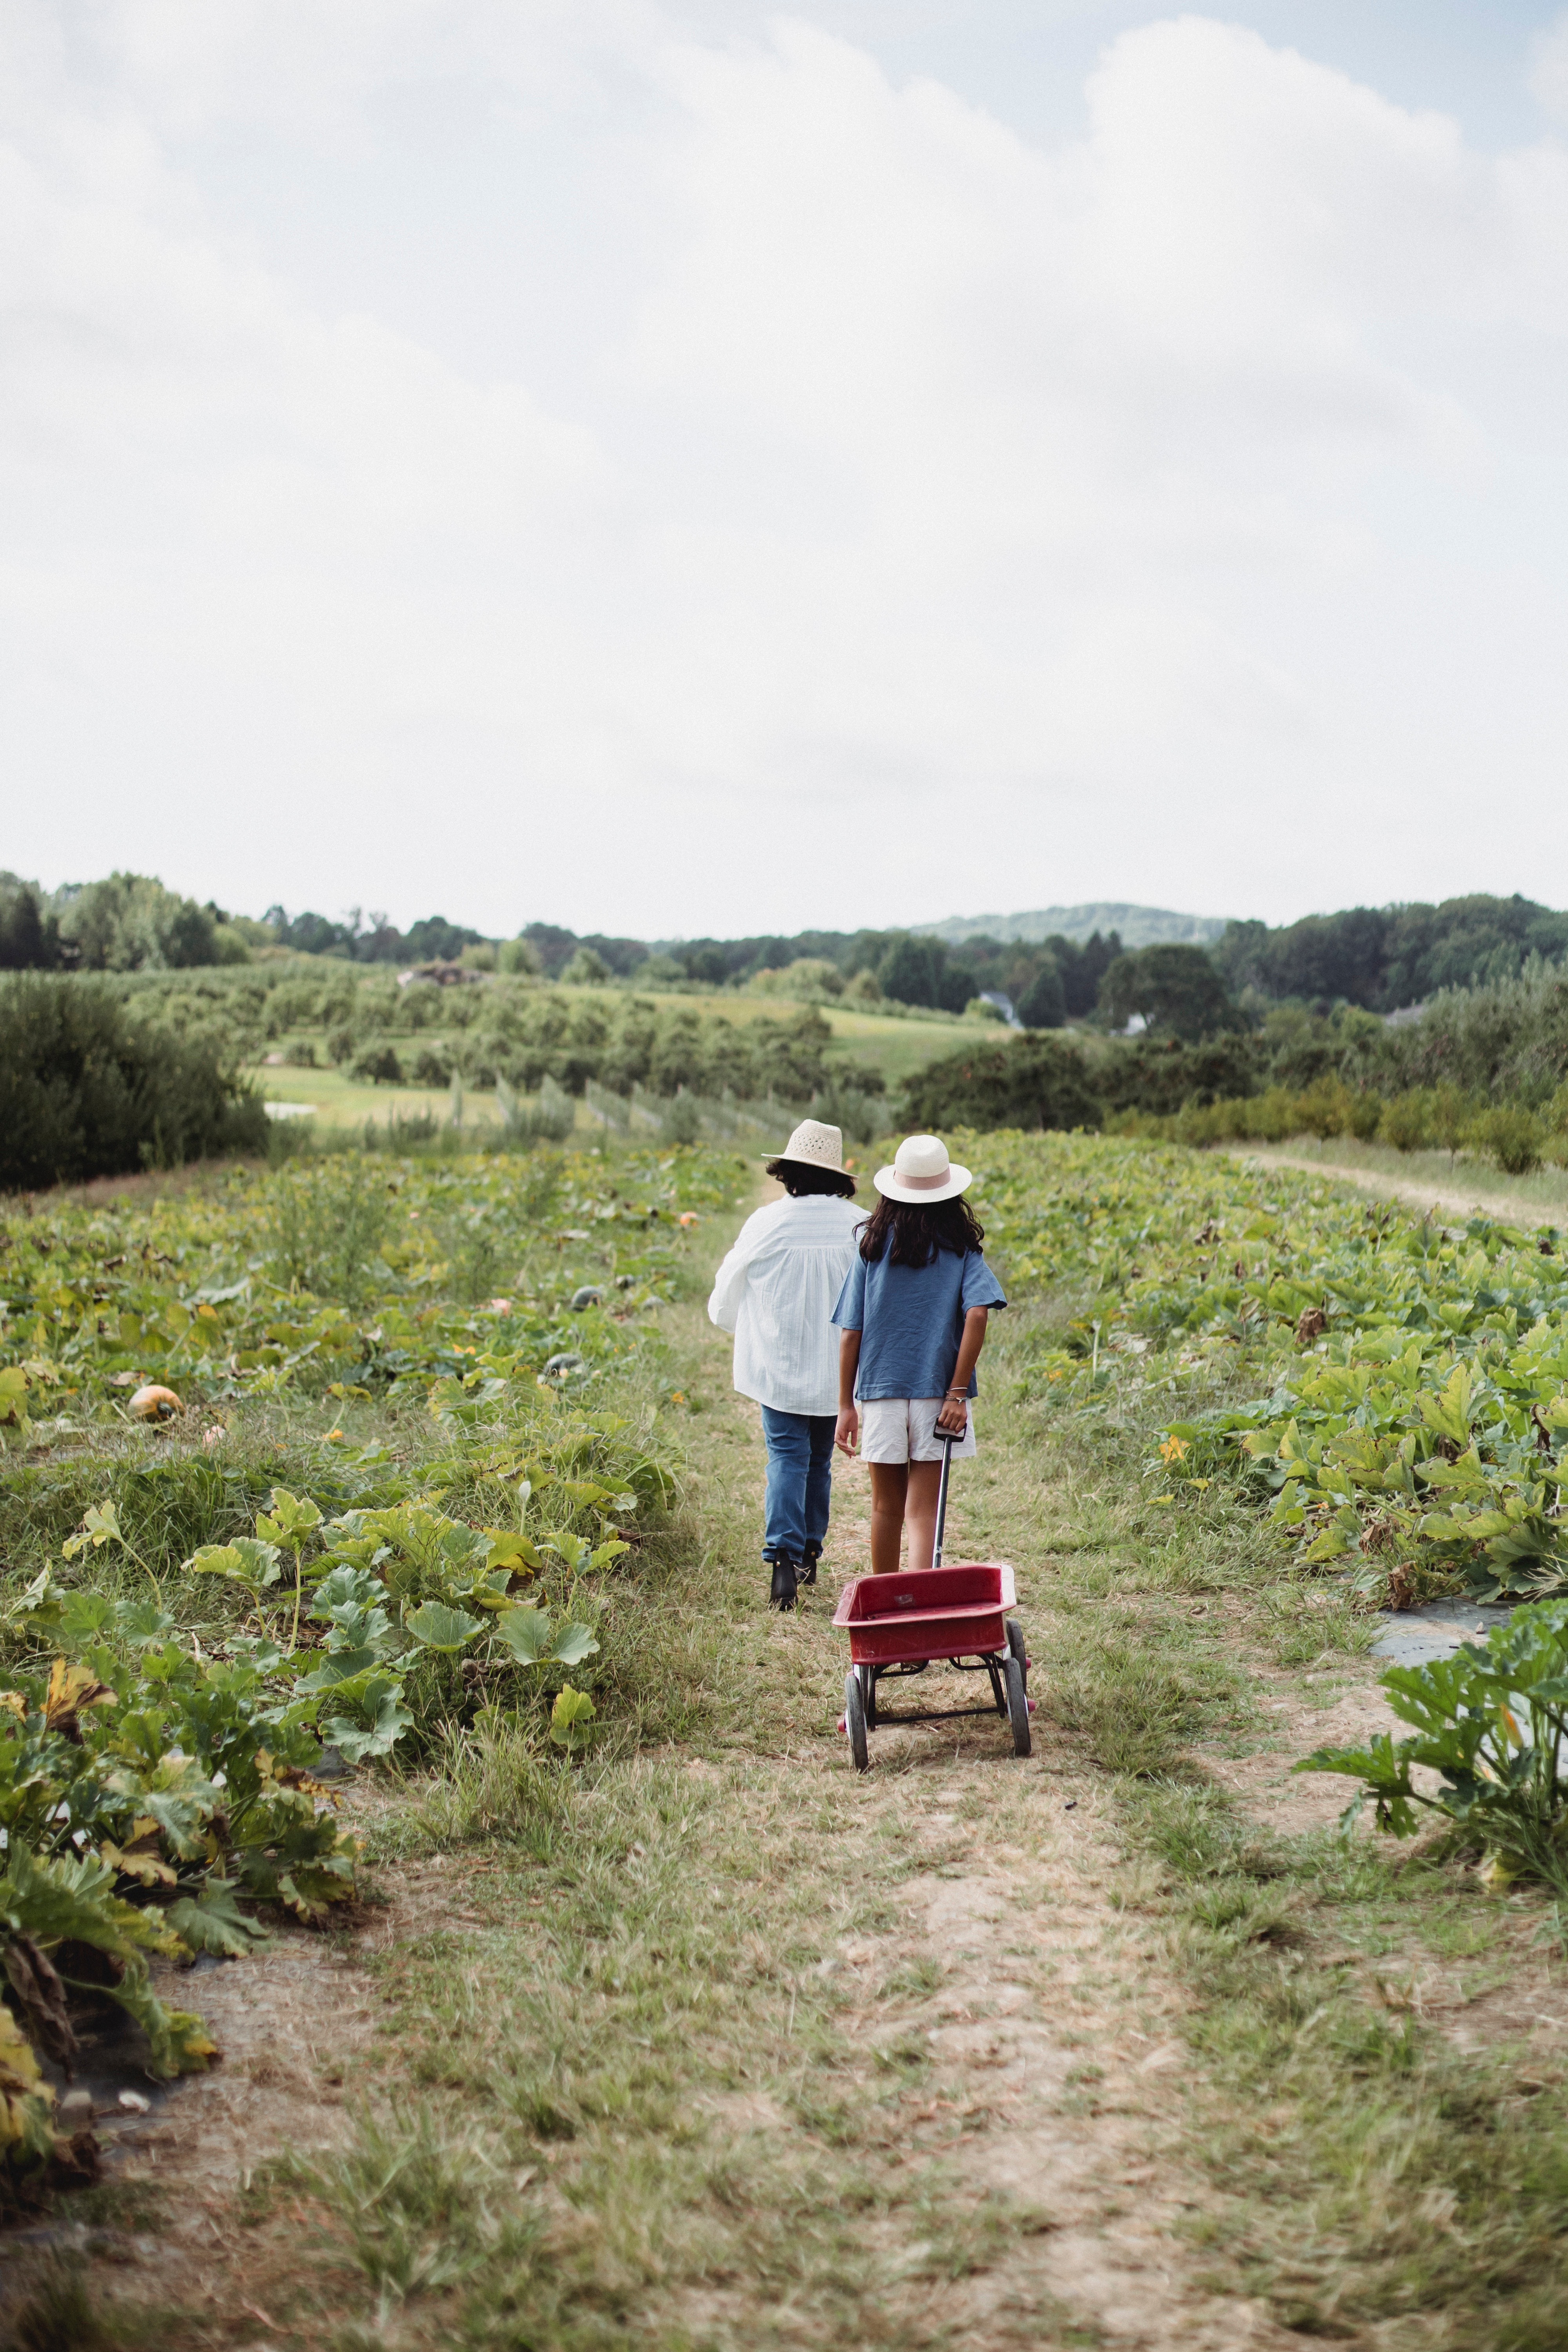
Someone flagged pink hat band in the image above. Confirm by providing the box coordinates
[897,1166,952,1189]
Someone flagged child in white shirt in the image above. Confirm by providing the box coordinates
[707,1120,864,1611]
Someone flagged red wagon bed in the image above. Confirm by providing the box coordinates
[831,1437,1030,1771]
[832,1561,1016,1664]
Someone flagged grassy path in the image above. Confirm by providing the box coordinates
[1229,1141,1568,1230]
[36,1190,1568,2352]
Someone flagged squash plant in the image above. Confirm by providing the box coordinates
[1298,1599,1568,1901]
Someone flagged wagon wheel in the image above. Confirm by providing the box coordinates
[844,1671,869,1773]
[858,1664,878,1730]
[1005,1619,1027,1688]
[1004,1655,1031,1757]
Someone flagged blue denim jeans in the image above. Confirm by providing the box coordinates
[759,1406,836,1561]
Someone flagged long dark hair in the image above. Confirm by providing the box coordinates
[859,1194,984,1267]
[765,1157,857,1199]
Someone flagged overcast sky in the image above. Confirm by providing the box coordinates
[6,2,1568,940]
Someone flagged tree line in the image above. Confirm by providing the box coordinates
[8,869,1567,1038]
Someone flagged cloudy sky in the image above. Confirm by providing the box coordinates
[5,1,1568,940]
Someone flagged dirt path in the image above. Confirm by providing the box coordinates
[1229,1145,1568,1229]
[747,1430,1291,2350]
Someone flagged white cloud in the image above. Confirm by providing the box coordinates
[3,7,1568,931]
[1532,13,1568,126]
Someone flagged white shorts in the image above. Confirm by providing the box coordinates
[858,1397,976,1465]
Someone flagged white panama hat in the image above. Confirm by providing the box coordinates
[766,1118,846,1173]
[873,1133,973,1205]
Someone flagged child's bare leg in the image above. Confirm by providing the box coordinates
[904,1460,944,1571]
[867,1463,908,1576]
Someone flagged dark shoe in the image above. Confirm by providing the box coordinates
[798,1542,820,1588]
[769,1553,798,1611]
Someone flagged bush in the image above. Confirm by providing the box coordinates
[807,1078,884,1144]
[0,975,268,1189]
[1291,1078,1384,1141]
[350,1044,405,1085]
[1470,1104,1544,1175]
[749,958,845,1002]
[412,1044,454,1087]
[1098,1034,1261,1117]
[1379,1090,1432,1152]
[1231,1086,1303,1143]
[561,948,611,985]
[904,1035,1102,1132]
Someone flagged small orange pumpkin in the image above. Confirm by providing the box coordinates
[128,1384,183,1423]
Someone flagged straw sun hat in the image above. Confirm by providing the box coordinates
[873,1133,973,1205]
[766,1118,847,1173]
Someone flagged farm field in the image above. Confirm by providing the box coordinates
[249,1061,477,1130]
[243,985,988,1134]
[5,1133,1568,2347]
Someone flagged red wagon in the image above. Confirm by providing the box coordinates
[832,1435,1031,1771]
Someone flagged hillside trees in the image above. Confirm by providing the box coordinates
[1212,895,1568,1013]
[0,876,62,970]
[1014,960,1066,1029]
[1098,944,1237,1041]
[874,935,972,1013]
[53,874,225,971]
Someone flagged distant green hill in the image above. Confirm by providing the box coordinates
[918,904,1229,949]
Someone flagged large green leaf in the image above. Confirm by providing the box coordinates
[189,1537,283,1592]
[550,1621,601,1668]
[323,1674,414,1764]
[166,1878,269,1958]
[403,1602,483,1653]
[494,1606,551,1664]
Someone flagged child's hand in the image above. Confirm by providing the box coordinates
[935,1392,969,1436]
[835,1405,859,1457]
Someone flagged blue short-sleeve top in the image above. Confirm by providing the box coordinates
[831,1245,1006,1401]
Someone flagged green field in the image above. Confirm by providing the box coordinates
[11,1127,1568,2347]
[250,1059,499,1131]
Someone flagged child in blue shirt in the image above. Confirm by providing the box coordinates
[832,1132,1005,1576]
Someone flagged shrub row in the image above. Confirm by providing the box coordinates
[1112,1082,1568,1175]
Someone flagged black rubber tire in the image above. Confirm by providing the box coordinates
[844,1671,869,1773]
[1005,1619,1027,1686]
[860,1663,878,1730]
[1004,1655,1031,1757]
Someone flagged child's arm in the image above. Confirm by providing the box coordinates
[935,1307,989,1434]
[835,1329,862,1455]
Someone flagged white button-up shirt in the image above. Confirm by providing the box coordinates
[707,1193,867,1416]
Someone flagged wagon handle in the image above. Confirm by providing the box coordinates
[934,1429,956,1568]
